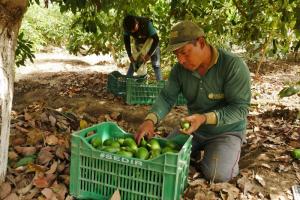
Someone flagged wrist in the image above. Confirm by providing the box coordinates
[202,114,207,124]
[144,113,158,125]
[204,112,217,125]
[144,119,155,126]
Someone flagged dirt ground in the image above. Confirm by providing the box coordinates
[3,49,300,199]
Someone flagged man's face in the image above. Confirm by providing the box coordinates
[174,40,203,71]
[131,23,139,33]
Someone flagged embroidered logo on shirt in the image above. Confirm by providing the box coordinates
[208,93,224,100]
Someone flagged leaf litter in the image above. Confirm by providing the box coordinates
[1,60,299,199]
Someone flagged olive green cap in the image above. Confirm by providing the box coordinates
[166,20,205,52]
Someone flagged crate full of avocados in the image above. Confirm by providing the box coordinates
[70,122,192,200]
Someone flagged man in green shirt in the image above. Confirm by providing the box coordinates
[134,21,251,182]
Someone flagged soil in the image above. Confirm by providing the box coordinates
[6,48,300,199]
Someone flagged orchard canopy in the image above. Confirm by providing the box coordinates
[16,0,300,70]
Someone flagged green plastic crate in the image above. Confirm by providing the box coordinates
[70,122,192,200]
[107,71,146,97]
[126,79,187,105]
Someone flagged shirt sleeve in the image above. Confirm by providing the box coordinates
[146,22,159,56]
[214,58,251,126]
[149,64,181,122]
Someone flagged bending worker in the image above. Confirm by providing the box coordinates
[123,15,162,80]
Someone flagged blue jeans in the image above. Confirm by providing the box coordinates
[126,46,162,81]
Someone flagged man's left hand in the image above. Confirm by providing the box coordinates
[180,114,206,135]
[140,54,150,63]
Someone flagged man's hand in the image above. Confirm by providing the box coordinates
[134,120,155,145]
[180,114,206,135]
[140,54,150,63]
[129,56,135,63]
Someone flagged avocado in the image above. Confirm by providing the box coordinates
[135,147,149,160]
[101,146,120,153]
[147,139,161,151]
[165,140,179,150]
[181,121,190,130]
[91,136,102,148]
[116,150,133,158]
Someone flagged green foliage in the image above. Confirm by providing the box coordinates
[17,0,300,71]
[15,32,35,67]
[20,2,73,51]
[279,81,300,98]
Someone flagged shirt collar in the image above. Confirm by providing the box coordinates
[208,45,219,69]
[192,45,219,78]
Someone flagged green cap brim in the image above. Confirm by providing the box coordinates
[165,41,190,52]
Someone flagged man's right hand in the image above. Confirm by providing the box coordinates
[129,56,135,63]
[134,120,155,145]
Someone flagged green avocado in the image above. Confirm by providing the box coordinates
[123,138,138,151]
[165,140,179,150]
[181,121,190,130]
[147,139,161,151]
[135,147,149,160]
[91,136,102,148]
[101,146,120,153]
[116,150,133,158]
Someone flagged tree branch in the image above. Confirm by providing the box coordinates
[232,0,248,19]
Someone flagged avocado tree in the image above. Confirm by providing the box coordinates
[0,0,28,183]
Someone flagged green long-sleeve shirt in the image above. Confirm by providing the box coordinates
[150,47,251,137]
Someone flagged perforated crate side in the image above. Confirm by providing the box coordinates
[70,122,192,200]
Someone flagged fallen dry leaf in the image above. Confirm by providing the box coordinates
[237,176,255,195]
[24,188,39,199]
[57,162,66,173]
[17,183,32,195]
[269,192,288,200]
[8,151,18,161]
[24,112,32,121]
[255,174,266,187]
[55,146,66,159]
[37,150,54,165]
[46,161,58,174]
[26,129,44,145]
[14,146,37,156]
[15,124,29,133]
[110,189,121,200]
[0,182,12,199]
[46,135,59,146]
[3,193,19,200]
[33,174,50,188]
[49,115,57,127]
[12,137,26,146]
[41,188,56,199]
[51,181,67,200]
[58,175,70,186]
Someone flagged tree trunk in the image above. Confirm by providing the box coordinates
[0,0,27,183]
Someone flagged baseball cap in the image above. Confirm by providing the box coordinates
[166,20,205,52]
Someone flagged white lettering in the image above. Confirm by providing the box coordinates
[121,157,129,163]
[98,152,143,166]
[113,156,121,162]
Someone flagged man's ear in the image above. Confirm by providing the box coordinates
[198,37,206,48]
